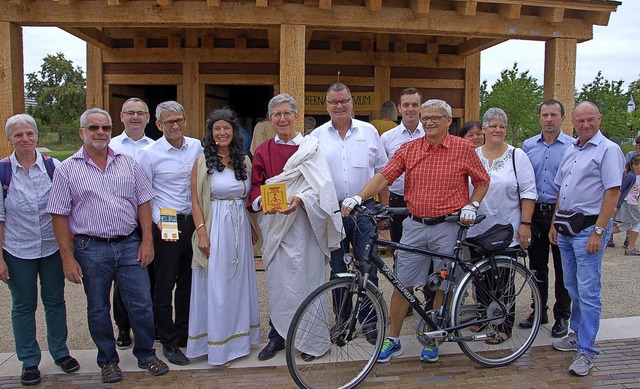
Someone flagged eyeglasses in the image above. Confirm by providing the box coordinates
[123,111,148,117]
[420,115,445,124]
[85,125,113,132]
[486,124,507,130]
[326,98,352,106]
[270,111,295,119]
[161,118,185,127]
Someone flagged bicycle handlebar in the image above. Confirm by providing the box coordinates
[353,204,486,225]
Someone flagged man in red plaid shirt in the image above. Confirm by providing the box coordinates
[341,99,490,364]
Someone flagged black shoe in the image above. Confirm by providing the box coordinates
[21,366,41,386]
[606,237,615,248]
[138,356,169,376]
[116,329,132,350]
[258,340,285,361]
[362,324,378,345]
[54,355,80,373]
[518,311,548,329]
[162,345,190,366]
[300,350,328,362]
[551,318,569,338]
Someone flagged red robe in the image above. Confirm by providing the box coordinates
[248,138,299,209]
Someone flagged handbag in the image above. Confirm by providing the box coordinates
[465,223,514,252]
[553,210,585,236]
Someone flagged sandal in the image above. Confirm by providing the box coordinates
[485,332,509,345]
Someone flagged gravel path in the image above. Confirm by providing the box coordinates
[1,231,637,353]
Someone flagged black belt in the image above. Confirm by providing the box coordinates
[536,203,556,212]
[409,214,447,226]
[76,231,136,243]
[177,214,193,221]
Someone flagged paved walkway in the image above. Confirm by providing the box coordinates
[1,316,639,388]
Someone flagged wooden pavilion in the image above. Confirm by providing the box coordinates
[0,0,621,155]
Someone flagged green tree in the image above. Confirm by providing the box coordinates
[576,71,630,142]
[627,77,640,136]
[480,63,543,145]
[25,53,86,142]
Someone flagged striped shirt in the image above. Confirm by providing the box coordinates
[46,147,155,238]
[381,134,490,218]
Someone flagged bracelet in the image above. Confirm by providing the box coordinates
[196,223,205,231]
[520,221,532,226]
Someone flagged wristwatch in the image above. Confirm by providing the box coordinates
[470,200,480,209]
[594,226,605,236]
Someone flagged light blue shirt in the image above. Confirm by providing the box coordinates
[1,151,62,259]
[554,131,624,215]
[522,131,573,204]
[380,122,424,195]
[137,136,203,224]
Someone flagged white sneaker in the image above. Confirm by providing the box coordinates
[552,331,578,352]
[569,352,594,376]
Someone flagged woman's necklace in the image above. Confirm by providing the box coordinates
[218,153,230,158]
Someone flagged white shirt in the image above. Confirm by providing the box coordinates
[311,119,388,201]
[110,132,155,160]
[1,151,62,259]
[137,136,203,224]
[380,122,424,195]
[251,133,304,211]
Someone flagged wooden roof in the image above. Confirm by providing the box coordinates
[0,0,621,56]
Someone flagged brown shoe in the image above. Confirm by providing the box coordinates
[101,361,122,383]
[138,356,169,376]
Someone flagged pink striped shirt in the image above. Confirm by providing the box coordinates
[46,147,155,238]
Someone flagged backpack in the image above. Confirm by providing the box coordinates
[0,154,56,199]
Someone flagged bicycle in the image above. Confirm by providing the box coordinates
[285,205,542,389]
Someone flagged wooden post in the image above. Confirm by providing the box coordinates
[86,43,103,109]
[0,22,24,156]
[544,38,577,135]
[181,61,202,138]
[464,52,480,123]
[279,24,305,130]
[374,64,391,116]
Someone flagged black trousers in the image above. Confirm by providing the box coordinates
[152,219,195,347]
[528,207,571,320]
[389,192,408,244]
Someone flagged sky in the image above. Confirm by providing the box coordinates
[20,1,639,91]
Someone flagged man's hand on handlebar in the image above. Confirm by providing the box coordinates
[340,195,362,217]
[459,204,477,225]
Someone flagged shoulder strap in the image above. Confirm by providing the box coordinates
[0,157,12,199]
[42,154,56,181]
[512,148,521,208]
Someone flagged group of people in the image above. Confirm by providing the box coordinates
[0,82,623,386]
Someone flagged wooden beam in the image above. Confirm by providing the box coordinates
[411,0,430,14]
[330,38,342,53]
[133,37,147,49]
[156,0,173,6]
[200,74,277,85]
[306,75,374,87]
[184,29,198,48]
[280,24,306,127]
[207,0,220,7]
[584,10,611,26]
[389,79,464,89]
[365,0,381,12]
[0,22,23,156]
[59,27,113,50]
[543,38,576,136]
[394,42,407,54]
[318,0,331,10]
[55,0,76,6]
[168,36,181,48]
[540,7,564,23]
[498,4,520,19]
[235,36,247,50]
[86,43,103,108]
[374,64,390,104]
[454,0,477,16]
[362,39,374,53]
[106,0,121,5]
[456,38,504,56]
[256,0,268,7]
[464,52,480,123]
[268,27,280,51]
[181,61,200,138]
[377,34,389,52]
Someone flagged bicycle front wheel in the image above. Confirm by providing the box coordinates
[451,256,541,367]
[286,277,387,389]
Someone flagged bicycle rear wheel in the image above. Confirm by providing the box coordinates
[451,256,541,367]
[286,277,387,389]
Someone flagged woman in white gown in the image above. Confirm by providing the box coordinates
[187,108,260,365]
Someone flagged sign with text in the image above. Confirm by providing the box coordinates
[304,92,381,113]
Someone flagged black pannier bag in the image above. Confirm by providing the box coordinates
[465,223,514,253]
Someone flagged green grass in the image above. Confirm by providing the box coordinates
[37,131,81,161]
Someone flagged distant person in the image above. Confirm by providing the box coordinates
[459,120,484,147]
[303,116,316,136]
[238,116,253,159]
[138,101,203,366]
[611,155,640,255]
[625,136,640,163]
[370,100,398,135]
[109,97,156,351]
[188,108,260,365]
[250,118,276,155]
[0,114,79,386]
[550,101,624,377]
[47,108,168,384]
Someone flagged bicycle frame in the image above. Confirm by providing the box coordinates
[351,214,513,341]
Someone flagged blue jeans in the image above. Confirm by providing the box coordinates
[74,234,157,367]
[4,250,69,368]
[556,222,611,357]
[330,213,379,324]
